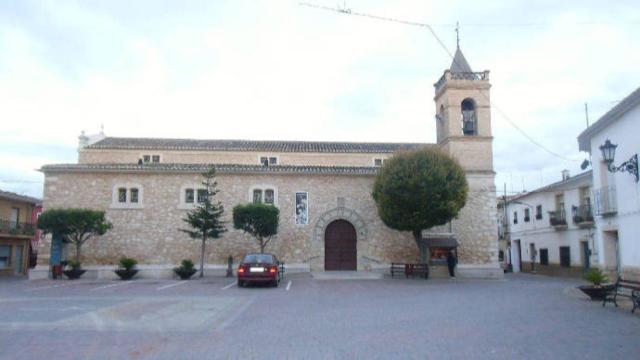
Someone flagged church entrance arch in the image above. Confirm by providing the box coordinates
[324,220,357,271]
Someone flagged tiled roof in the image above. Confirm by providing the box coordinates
[86,137,430,153]
[450,47,473,73]
[0,189,41,205]
[41,163,380,176]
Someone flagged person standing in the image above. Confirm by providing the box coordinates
[446,250,457,279]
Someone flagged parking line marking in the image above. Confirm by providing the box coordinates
[286,280,292,291]
[24,284,64,292]
[157,281,188,291]
[222,281,236,290]
[89,282,128,291]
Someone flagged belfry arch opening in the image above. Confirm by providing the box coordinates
[461,98,477,136]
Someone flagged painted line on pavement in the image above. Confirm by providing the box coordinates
[222,281,236,290]
[24,284,65,292]
[286,280,292,291]
[89,282,128,291]
[157,281,188,291]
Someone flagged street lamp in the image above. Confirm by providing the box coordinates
[599,139,639,182]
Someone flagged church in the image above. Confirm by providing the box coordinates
[33,46,501,279]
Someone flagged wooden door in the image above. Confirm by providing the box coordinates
[324,220,357,271]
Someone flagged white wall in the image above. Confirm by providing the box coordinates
[588,104,640,273]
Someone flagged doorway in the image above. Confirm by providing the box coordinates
[324,220,357,271]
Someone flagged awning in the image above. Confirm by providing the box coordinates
[421,234,459,248]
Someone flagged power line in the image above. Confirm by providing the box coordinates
[299,2,582,162]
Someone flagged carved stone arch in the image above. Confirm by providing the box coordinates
[313,207,368,244]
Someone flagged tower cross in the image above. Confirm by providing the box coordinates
[455,22,460,48]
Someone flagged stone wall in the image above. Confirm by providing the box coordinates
[79,149,399,167]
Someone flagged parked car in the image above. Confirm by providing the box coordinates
[237,253,283,287]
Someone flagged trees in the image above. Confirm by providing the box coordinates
[371,147,468,263]
[181,168,227,277]
[232,203,280,253]
[37,208,112,265]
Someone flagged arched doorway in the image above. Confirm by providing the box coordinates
[324,220,357,271]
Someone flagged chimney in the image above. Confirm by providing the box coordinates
[561,169,570,181]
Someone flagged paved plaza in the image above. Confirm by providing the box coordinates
[0,273,638,359]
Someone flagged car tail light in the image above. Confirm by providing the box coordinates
[269,266,277,274]
[238,266,246,274]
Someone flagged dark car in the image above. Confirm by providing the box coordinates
[237,253,282,287]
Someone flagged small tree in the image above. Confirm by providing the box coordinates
[180,168,227,277]
[37,208,112,266]
[233,203,279,253]
[371,147,468,263]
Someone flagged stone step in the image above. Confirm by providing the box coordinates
[429,266,452,279]
[311,271,384,280]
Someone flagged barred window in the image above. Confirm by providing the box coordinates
[264,189,275,204]
[130,188,139,203]
[185,189,195,203]
[253,189,263,204]
[118,188,127,203]
[197,189,208,203]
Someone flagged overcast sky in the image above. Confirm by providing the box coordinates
[1,0,639,198]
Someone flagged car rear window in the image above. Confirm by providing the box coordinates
[243,254,274,263]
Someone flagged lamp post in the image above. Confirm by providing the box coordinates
[599,139,639,182]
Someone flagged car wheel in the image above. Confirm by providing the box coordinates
[273,277,279,287]
[237,280,243,288]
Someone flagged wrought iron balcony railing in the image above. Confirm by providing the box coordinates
[548,210,567,228]
[572,204,594,225]
[434,71,489,92]
[0,220,36,236]
[593,186,617,216]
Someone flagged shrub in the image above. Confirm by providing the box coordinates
[67,260,82,270]
[118,257,138,271]
[173,259,197,280]
[179,259,195,271]
[584,268,608,286]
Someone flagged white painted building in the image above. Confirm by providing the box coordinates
[501,171,594,276]
[578,86,640,281]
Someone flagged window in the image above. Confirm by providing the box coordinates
[185,189,195,203]
[374,158,386,167]
[461,98,477,136]
[142,154,161,163]
[539,249,549,265]
[253,189,263,204]
[536,205,543,220]
[250,186,277,205]
[118,188,127,203]
[524,208,530,222]
[130,188,139,203]
[112,184,143,208]
[259,156,278,166]
[197,189,208,203]
[513,211,518,224]
[559,246,571,267]
[264,189,275,204]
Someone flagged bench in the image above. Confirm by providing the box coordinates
[390,263,429,279]
[602,278,640,313]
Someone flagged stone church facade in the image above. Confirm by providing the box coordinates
[32,47,501,279]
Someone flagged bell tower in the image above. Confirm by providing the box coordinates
[433,44,493,172]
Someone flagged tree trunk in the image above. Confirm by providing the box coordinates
[75,241,82,265]
[413,230,429,264]
[200,234,206,278]
[259,237,265,253]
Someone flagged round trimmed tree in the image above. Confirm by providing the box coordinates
[371,147,468,263]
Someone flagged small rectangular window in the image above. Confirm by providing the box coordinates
[152,155,160,163]
[513,211,518,224]
[260,157,269,166]
[264,189,274,204]
[118,188,127,203]
[197,189,208,203]
[540,249,549,265]
[536,205,543,220]
[253,189,263,204]
[143,155,151,163]
[185,189,194,203]
[269,157,277,165]
[524,208,530,222]
[130,188,139,203]
[0,245,11,269]
[374,158,383,166]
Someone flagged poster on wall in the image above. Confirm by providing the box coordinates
[295,192,308,225]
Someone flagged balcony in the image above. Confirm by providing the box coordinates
[593,186,617,216]
[548,210,568,229]
[434,71,490,93]
[0,220,36,237]
[572,204,594,228]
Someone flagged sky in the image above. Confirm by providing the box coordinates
[1,0,639,198]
